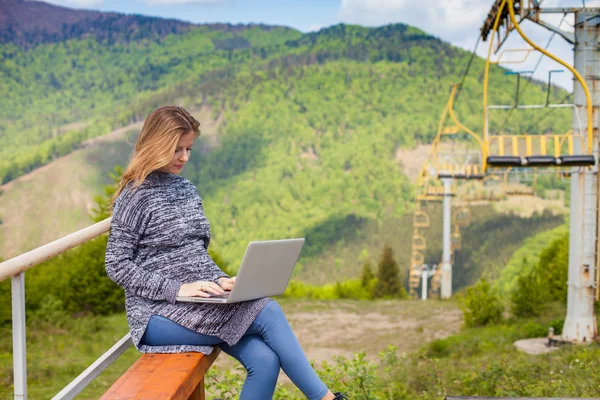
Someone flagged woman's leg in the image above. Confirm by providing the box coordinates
[245,301,330,400]
[140,315,223,346]
[219,335,281,400]
[141,315,281,400]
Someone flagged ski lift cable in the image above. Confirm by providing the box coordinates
[496,13,567,134]
[455,35,482,106]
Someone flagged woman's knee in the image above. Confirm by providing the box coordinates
[246,346,280,378]
[257,300,285,322]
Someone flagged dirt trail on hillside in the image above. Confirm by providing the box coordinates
[0,107,221,258]
[0,107,219,192]
[213,299,463,380]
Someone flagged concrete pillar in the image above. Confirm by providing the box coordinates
[440,178,453,299]
[562,10,599,343]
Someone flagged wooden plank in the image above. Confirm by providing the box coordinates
[100,349,220,400]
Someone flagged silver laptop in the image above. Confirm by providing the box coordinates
[176,238,305,304]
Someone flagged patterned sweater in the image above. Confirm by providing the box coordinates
[105,170,270,355]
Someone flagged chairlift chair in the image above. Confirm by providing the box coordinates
[451,226,462,251]
[412,232,427,251]
[454,207,471,227]
[413,209,430,229]
[485,69,595,170]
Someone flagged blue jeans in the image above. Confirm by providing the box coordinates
[140,301,329,400]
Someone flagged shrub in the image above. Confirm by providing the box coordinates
[360,259,375,288]
[0,279,10,326]
[26,235,124,316]
[427,338,451,358]
[511,269,544,317]
[510,233,569,318]
[374,245,407,299]
[206,346,409,400]
[334,279,375,300]
[29,295,69,328]
[550,316,565,335]
[282,278,374,300]
[461,278,504,327]
[518,320,548,338]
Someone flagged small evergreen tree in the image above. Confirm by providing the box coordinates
[361,259,375,288]
[374,245,406,298]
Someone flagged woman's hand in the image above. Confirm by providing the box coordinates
[178,281,224,298]
[218,276,236,291]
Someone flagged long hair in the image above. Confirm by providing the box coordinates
[111,106,201,207]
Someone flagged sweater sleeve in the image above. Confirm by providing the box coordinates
[105,193,181,304]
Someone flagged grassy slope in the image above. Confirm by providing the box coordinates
[0,25,302,183]
[0,22,572,185]
[0,107,220,257]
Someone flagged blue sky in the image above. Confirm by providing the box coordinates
[38,0,600,90]
[59,0,341,33]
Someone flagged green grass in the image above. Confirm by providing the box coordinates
[2,299,598,399]
[415,322,600,398]
[0,313,137,399]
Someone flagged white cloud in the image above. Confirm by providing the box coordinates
[337,0,595,90]
[339,0,490,41]
[307,24,326,32]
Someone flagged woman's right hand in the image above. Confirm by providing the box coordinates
[178,281,225,298]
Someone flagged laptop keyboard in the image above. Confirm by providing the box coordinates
[209,291,231,299]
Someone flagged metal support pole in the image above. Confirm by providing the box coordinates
[563,10,599,343]
[12,272,27,400]
[441,178,453,299]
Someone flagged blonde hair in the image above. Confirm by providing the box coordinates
[111,106,200,206]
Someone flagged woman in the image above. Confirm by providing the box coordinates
[105,106,347,400]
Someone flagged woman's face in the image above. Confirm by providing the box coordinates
[159,130,195,174]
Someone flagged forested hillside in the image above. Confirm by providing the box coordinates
[0,1,572,286]
[0,11,570,185]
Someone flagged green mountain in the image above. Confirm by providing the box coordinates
[0,2,572,286]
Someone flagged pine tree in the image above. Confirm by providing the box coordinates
[361,259,375,288]
[374,245,406,298]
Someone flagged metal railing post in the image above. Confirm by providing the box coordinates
[12,272,27,400]
[0,218,114,399]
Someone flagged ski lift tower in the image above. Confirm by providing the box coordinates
[481,0,599,343]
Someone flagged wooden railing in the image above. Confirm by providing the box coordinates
[0,218,123,400]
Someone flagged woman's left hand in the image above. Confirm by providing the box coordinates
[218,276,236,291]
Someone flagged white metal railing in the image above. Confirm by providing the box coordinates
[0,217,135,400]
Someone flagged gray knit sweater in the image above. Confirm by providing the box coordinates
[105,170,270,355]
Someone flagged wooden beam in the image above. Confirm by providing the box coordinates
[100,349,220,400]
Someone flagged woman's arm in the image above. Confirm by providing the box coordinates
[105,219,182,304]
